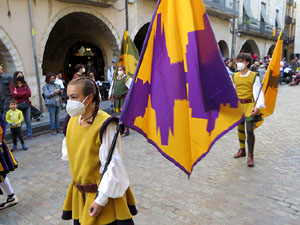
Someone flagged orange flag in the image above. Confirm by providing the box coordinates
[256,29,283,127]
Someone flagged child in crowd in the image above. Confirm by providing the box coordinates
[5,99,27,151]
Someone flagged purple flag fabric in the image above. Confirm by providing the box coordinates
[120,0,244,175]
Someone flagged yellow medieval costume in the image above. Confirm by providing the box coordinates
[233,70,263,121]
[62,110,137,225]
[233,70,265,161]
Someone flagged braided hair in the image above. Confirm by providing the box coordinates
[68,77,101,124]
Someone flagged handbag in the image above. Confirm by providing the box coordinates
[17,101,28,111]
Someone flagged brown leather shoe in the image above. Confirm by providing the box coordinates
[247,154,254,167]
[233,148,246,158]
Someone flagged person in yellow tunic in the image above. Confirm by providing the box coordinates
[62,77,137,225]
[232,53,265,167]
[0,112,18,210]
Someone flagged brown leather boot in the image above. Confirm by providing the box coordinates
[233,148,246,158]
[247,154,254,167]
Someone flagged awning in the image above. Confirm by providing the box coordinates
[261,3,271,25]
[243,0,255,19]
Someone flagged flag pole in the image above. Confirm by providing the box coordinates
[102,122,122,175]
[125,0,129,31]
[90,122,122,214]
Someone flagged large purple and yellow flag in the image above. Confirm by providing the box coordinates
[120,0,244,175]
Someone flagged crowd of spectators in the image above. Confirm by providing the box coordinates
[0,61,114,142]
[225,54,300,86]
[1,54,299,143]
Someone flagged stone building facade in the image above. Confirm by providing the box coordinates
[284,0,297,62]
[294,0,300,56]
[0,0,288,108]
[236,0,286,58]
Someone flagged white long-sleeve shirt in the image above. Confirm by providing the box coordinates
[236,71,265,109]
[54,78,65,89]
[61,120,129,207]
[107,66,115,85]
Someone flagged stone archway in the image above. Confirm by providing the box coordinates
[0,27,24,75]
[134,23,150,54]
[218,40,229,59]
[41,10,121,81]
[267,44,275,57]
[39,7,121,72]
[240,39,260,58]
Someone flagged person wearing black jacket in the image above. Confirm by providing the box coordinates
[0,66,12,117]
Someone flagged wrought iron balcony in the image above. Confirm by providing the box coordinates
[286,0,294,6]
[58,0,117,7]
[285,15,295,24]
[280,28,293,41]
[203,0,238,20]
[238,20,275,39]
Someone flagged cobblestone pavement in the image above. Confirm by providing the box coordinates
[0,85,299,225]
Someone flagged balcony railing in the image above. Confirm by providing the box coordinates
[286,0,294,6]
[58,0,117,7]
[204,0,238,20]
[238,20,275,39]
[285,15,295,24]
[279,28,294,41]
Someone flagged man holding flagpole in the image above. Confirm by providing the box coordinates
[233,53,265,167]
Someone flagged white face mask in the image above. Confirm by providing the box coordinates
[66,96,89,117]
[82,68,86,73]
[237,62,246,71]
[117,71,123,76]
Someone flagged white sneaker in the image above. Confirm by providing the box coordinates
[0,196,18,210]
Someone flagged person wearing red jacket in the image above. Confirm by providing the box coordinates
[9,71,33,139]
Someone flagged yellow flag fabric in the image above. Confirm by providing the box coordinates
[256,29,283,127]
[116,30,139,78]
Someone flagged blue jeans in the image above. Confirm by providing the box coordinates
[279,71,283,85]
[21,107,32,137]
[47,105,61,130]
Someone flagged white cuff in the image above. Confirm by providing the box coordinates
[94,192,109,206]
